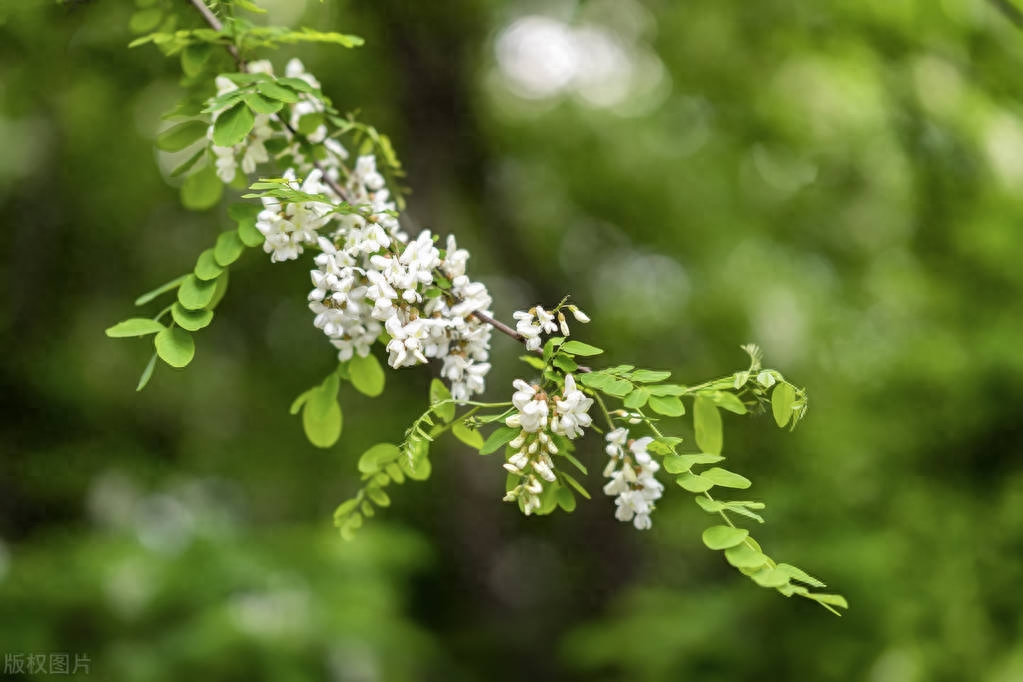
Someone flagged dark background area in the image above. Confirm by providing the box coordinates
[3,0,1023,680]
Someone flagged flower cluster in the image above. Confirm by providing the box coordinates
[205,58,496,400]
[602,428,664,530]
[514,304,589,351]
[503,374,592,513]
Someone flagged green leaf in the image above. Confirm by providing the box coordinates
[677,472,714,493]
[213,101,256,147]
[701,467,752,489]
[751,566,791,588]
[135,275,187,306]
[243,92,284,115]
[208,269,229,310]
[624,388,649,409]
[290,387,317,415]
[171,303,213,332]
[181,163,222,211]
[105,318,166,338]
[129,8,163,33]
[725,543,769,569]
[646,436,683,455]
[578,372,612,390]
[231,204,265,247]
[348,353,385,397]
[177,275,218,310]
[181,43,211,77]
[333,498,359,520]
[561,340,603,356]
[663,453,724,474]
[648,395,685,417]
[452,420,485,449]
[556,486,577,512]
[169,148,206,178]
[713,391,748,415]
[400,451,432,481]
[694,396,723,455]
[772,382,796,428]
[602,378,633,397]
[776,563,826,588]
[297,112,325,136]
[553,355,578,373]
[520,355,546,370]
[430,379,455,422]
[631,369,671,383]
[156,120,207,152]
[806,593,848,610]
[702,525,749,550]
[646,384,686,396]
[302,378,342,448]
[214,231,245,267]
[358,443,401,474]
[367,487,391,507]
[256,80,300,103]
[194,248,224,281]
[480,426,519,455]
[560,471,591,499]
[136,353,158,392]
[154,326,195,368]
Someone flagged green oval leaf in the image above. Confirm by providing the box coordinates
[702,525,749,550]
[194,248,224,281]
[243,92,284,115]
[154,326,195,368]
[214,231,245,267]
[663,453,724,474]
[430,379,454,422]
[480,426,520,455]
[701,467,752,489]
[177,274,218,310]
[256,80,300,103]
[358,443,401,474]
[561,340,603,356]
[302,389,342,448]
[725,543,769,568]
[349,353,385,397]
[213,101,256,147]
[105,318,166,338]
[156,120,208,152]
[649,395,685,417]
[171,303,213,331]
[181,163,223,211]
[772,382,796,428]
[677,471,714,493]
[452,420,484,449]
[694,395,723,455]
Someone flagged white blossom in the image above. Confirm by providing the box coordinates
[550,374,593,439]
[603,431,664,530]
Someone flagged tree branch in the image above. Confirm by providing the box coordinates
[184,0,534,350]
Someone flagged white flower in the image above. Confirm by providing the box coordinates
[506,380,549,433]
[603,431,663,530]
[551,374,593,439]
[513,305,563,351]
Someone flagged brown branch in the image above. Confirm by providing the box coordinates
[185,0,536,350]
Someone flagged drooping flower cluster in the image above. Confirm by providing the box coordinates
[503,374,592,513]
[205,58,496,400]
[602,428,664,530]
[514,304,590,351]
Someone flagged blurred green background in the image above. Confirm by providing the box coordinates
[3,0,1023,679]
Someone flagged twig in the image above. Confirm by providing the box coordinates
[185,0,542,349]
